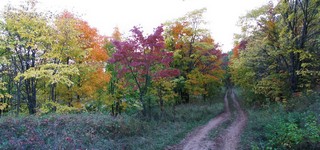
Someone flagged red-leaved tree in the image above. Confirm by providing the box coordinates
[110,26,179,116]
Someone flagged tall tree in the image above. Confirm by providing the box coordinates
[164,8,224,102]
[277,0,320,91]
[110,26,179,116]
[52,11,109,107]
[73,17,110,104]
[0,1,53,114]
[105,27,124,116]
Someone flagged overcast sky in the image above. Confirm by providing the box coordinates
[0,0,271,52]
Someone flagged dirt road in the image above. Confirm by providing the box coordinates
[167,89,247,150]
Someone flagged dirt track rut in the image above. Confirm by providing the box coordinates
[167,89,247,150]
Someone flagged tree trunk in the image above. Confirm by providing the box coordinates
[140,92,147,116]
[289,52,298,92]
[181,90,190,103]
[16,79,21,116]
[50,83,57,112]
[159,89,164,119]
[30,51,37,114]
[111,103,115,116]
[159,88,164,113]
[26,79,36,114]
[50,84,56,102]
[116,99,121,116]
[31,78,37,114]
[148,96,151,119]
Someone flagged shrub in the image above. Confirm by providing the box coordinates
[241,92,320,150]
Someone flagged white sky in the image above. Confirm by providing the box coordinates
[0,0,271,52]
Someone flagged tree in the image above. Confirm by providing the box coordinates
[277,0,320,91]
[110,26,179,116]
[0,2,110,114]
[164,8,224,102]
[0,44,12,115]
[105,27,124,116]
[51,11,109,107]
[150,78,177,115]
[0,1,53,114]
[73,17,110,103]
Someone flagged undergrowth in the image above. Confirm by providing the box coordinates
[0,100,224,149]
[240,92,320,150]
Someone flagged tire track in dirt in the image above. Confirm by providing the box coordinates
[213,89,247,150]
[167,90,231,150]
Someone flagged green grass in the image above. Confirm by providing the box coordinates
[0,100,224,149]
[240,92,320,150]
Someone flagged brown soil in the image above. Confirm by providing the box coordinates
[214,89,248,150]
[167,89,247,150]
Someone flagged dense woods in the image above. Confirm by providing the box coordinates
[0,0,319,149]
[230,0,320,104]
[0,1,224,117]
[230,0,320,149]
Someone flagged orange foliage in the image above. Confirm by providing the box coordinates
[79,68,110,98]
[172,22,184,39]
[76,20,110,99]
[201,36,214,45]
[171,22,193,49]
[232,40,247,59]
[56,11,110,102]
[232,44,239,59]
[76,20,108,62]
[112,27,121,41]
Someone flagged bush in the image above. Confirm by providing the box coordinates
[266,115,303,149]
[241,92,320,150]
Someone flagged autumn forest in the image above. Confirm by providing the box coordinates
[0,0,319,149]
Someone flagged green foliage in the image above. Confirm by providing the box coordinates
[303,114,320,143]
[39,101,82,115]
[185,69,207,95]
[254,74,289,100]
[241,92,320,149]
[0,0,57,114]
[150,79,177,106]
[231,0,320,103]
[0,81,11,99]
[266,116,304,148]
[15,64,79,87]
[164,8,224,102]
[0,102,8,111]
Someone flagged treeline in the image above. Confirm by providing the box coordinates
[0,1,225,117]
[230,0,320,104]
